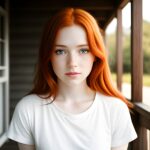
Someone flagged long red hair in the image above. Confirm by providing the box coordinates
[30,8,133,108]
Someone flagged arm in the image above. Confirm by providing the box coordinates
[111,144,128,150]
[18,143,35,150]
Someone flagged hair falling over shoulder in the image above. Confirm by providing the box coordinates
[29,7,133,109]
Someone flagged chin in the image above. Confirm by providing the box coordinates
[64,80,86,86]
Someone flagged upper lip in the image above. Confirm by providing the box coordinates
[65,72,81,75]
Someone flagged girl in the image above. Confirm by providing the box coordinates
[7,8,137,150]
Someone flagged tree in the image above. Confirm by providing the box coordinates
[106,20,150,74]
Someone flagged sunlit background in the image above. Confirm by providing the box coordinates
[106,0,150,106]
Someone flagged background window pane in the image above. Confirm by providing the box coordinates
[0,16,4,39]
[0,70,4,77]
[0,42,4,66]
[0,83,4,136]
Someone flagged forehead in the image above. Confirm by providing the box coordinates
[55,25,88,45]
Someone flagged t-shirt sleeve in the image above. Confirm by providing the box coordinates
[7,99,34,145]
[111,100,137,148]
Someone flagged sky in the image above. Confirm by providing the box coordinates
[106,0,150,34]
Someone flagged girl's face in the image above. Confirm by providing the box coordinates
[51,24,95,86]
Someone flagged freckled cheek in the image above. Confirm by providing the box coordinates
[82,56,95,65]
[52,59,67,71]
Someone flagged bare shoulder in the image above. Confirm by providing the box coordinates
[18,143,35,150]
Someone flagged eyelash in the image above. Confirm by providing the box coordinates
[54,48,89,55]
[79,48,89,54]
[55,49,66,55]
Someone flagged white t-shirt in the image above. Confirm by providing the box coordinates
[7,92,137,150]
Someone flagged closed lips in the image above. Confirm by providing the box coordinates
[65,72,81,75]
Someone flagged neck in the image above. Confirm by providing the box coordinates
[56,80,94,102]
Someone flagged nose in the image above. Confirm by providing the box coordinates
[67,52,78,68]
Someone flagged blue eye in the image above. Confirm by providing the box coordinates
[55,49,66,55]
[79,48,89,54]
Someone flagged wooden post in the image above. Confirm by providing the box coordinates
[131,0,143,102]
[130,0,147,149]
[116,8,123,91]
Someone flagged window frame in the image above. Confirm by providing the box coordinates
[0,0,9,147]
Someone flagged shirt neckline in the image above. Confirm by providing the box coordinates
[51,92,98,119]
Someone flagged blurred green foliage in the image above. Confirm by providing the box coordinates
[107,20,150,74]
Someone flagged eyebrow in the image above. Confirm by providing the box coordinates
[54,44,89,48]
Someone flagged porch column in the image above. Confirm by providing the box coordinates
[116,8,123,91]
[131,0,147,149]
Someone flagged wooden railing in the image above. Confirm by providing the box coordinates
[131,102,150,150]
[134,102,150,130]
